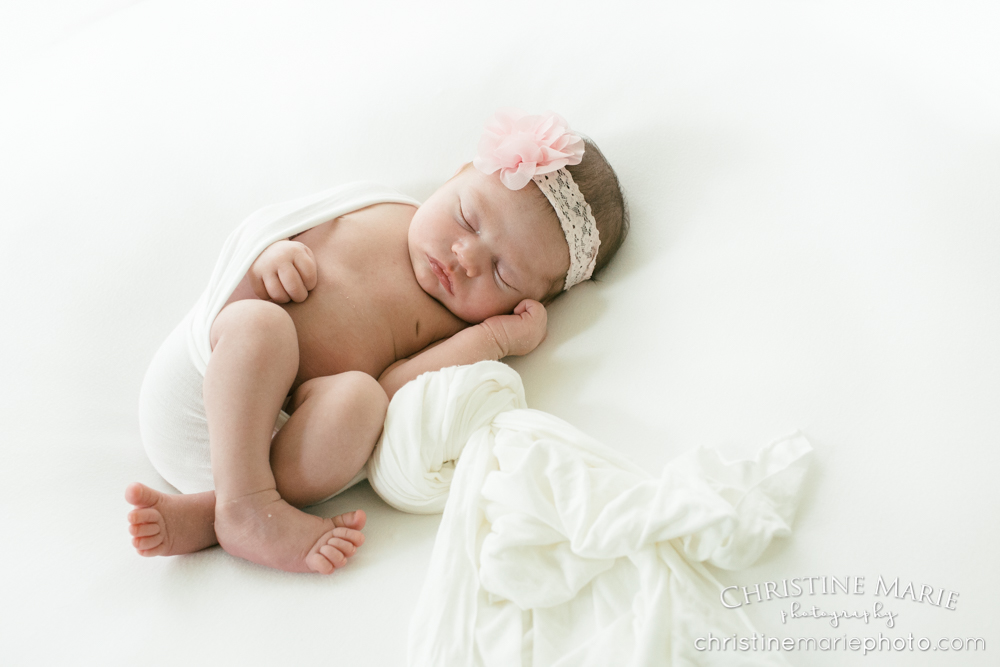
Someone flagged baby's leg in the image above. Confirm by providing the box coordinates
[271,371,388,506]
[125,370,385,561]
[203,300,364,574]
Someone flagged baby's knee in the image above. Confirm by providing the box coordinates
[293,371,388,424]
[338,371,389,417]
[210,299,295,352]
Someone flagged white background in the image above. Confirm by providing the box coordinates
[1,1,997,665]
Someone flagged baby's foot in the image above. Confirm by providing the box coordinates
[214,488,366,575]
[125,483,218,557]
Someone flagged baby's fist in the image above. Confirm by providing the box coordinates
[249,240,318,303]
[481,299,548,358]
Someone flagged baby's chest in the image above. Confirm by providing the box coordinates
[282,271,404,377]
[283,253,455,384]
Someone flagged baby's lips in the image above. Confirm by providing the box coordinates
[427,255,454,295]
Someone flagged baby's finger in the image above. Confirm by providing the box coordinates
[516,299,543,317]
[293,247,318,292]
[263,272,291,303]
[250,272,271,301]
[278,264,308,303]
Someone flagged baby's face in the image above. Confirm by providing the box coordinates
[408,165,570,323]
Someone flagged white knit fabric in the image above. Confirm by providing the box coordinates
[365,361,811,666]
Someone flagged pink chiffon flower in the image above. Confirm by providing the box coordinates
[473,109,585,190]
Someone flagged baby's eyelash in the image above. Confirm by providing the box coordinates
[459,202,479,234]
[494,262,509,289]
[458,215,477,235]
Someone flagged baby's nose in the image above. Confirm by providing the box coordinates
[452,240,484,278]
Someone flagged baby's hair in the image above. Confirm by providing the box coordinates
[526,137,629,303]
[566,138,629,278]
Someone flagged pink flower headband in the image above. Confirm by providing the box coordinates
[472,109,601,290]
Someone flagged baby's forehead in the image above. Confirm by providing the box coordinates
[464,173,546,222]
[463,180,509,215]
[460,169,570,278]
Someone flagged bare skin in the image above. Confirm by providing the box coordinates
[127,166,570,574]
[126,483,367,570]
[126,484,219,557]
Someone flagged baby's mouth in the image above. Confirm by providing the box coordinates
[428,256,454,295]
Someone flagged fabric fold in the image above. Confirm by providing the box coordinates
[364,360,809,666]
[367,361,527,514]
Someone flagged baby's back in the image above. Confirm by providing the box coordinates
[224,203,466,391]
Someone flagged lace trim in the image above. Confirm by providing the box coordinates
[533,169,601,290]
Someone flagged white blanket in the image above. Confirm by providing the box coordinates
[366,361,811,666]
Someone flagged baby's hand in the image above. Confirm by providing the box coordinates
[248,240,318,303]
[480,299,548,357]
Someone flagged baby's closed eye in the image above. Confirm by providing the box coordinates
[493,262,512,290]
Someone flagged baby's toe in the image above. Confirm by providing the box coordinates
[129,522,161,537]
[128,508,161,525]
[332,509,366,531]
[325,536,357,557]
[133,534,165,551]
[306,552,335,575]
[319,544,348,568]
[125,482,161,508]
[336,527,365,548]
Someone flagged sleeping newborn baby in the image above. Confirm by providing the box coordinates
[125,110,629,574]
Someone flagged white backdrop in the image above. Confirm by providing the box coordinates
[1,1,997,665]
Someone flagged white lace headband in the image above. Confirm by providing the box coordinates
[472,109,601,291]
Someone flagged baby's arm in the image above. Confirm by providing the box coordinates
[378,299,547,399]
[247,240,318,303]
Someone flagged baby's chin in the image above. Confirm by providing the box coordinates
[443,299,501,326]
[449,306,492,326]
[416,283,486,324]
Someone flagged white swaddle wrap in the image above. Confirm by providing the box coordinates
[366,361,810,667]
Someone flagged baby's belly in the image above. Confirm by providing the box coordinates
[281,284,398,389]
[221,270,401,389]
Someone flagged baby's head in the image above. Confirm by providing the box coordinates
[408,110,629,324]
